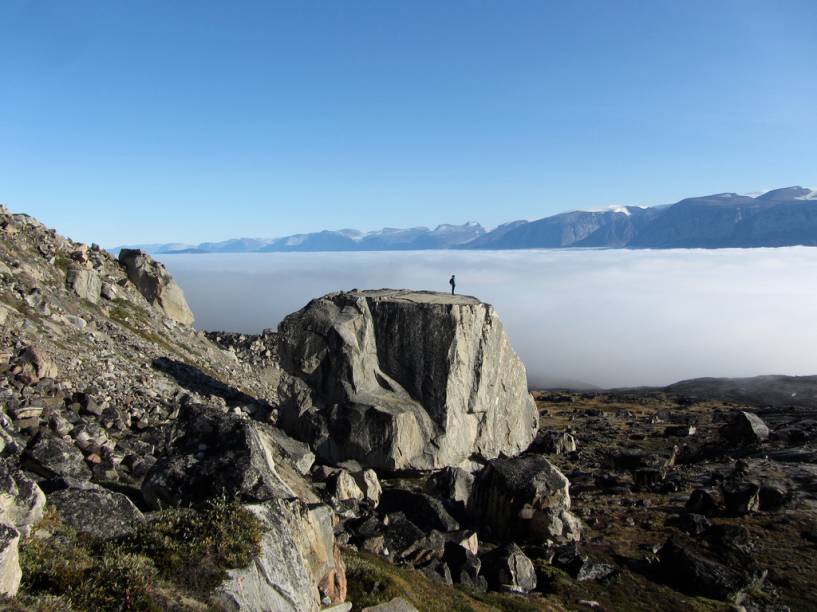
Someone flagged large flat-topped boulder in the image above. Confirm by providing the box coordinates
[276,289,538,470]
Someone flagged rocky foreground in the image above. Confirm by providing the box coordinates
[0,205,814,611]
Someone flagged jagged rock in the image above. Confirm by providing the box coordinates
[14,346,58,384]
[327,470,364,502]
[66,266,101,303]
[215,498,345,611]
[276,290,538,470]
[480,542,537,594]
[0,460,46,537]
[379,489,460,533]
[721,478,760,515]
[552,543,616,581]
[117,249,195,325]
[418,558,453,585]
[142,404,316,510]
[468,454,580,543]
[443,540,485,590]
[532,430,578,455]
[721,411,770,446]
[362,598,419,612]
[47,480,144,539]
[0,524,21,597]
[22,431,91,481]
[381,513,426,560]
[352,469,382,506]
[267,427,315,475]
[427,467,474,516]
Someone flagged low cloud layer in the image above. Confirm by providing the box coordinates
[163,248,817,388]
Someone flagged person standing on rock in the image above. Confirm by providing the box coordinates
[449,274,456,295]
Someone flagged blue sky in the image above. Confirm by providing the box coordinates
[2,0,816,245]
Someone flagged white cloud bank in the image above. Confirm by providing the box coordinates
[163,248,817,388]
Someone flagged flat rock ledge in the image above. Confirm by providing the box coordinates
[276,289,538,471]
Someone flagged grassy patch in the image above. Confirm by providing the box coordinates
[122,496,264,594]
[15,498,263,610]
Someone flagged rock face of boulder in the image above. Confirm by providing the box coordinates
[117,249,195,325]
[276,290,538,470]
[468,454,581,544]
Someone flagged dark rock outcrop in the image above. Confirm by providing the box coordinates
[142,404,316,510]
[468,454,580,543]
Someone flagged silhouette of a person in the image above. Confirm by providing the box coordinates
[449,274,456,295]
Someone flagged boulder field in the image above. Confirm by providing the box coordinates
[1,203,812,610]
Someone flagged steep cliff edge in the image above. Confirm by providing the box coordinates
[276,289,538,471]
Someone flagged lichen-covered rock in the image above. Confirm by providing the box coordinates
[0,460,46,537]
[22,431,92,481]
[142,404,316,510]
[117,248,195,325]
[47,480,144,539]
[276,290,538,470]
[468,454,580,544]
[215,498,345,611]
[0,523,21,597]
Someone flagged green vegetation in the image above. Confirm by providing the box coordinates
[12,497,264,611]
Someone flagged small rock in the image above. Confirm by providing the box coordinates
[481,542,537,594]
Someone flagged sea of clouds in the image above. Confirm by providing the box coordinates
[163,247,817,388]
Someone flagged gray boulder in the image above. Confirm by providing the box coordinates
[481,542,537,594]
[353,469,382,506]
[468,454,581,543]
[0,460,46,538]
[276,290,538,471]
[22,431,91,481]
[326,469,364,502]
[721,411,770,446]
[378,489,460,533]
[0,524,21,597]
[428,466,474,515]
[142,404,316,510]
[215,498,346,611]
[47,481,144,539]
[66,266,101,303]
[117,248,195,325]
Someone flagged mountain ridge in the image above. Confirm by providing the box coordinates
[111,185,817,253]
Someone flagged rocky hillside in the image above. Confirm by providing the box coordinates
[0,204,815,611]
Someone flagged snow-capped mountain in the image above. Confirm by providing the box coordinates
[111,187,817,253]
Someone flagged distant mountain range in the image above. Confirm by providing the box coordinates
[113,186,817,254]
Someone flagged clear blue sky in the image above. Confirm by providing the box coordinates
[2,0,816,245]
